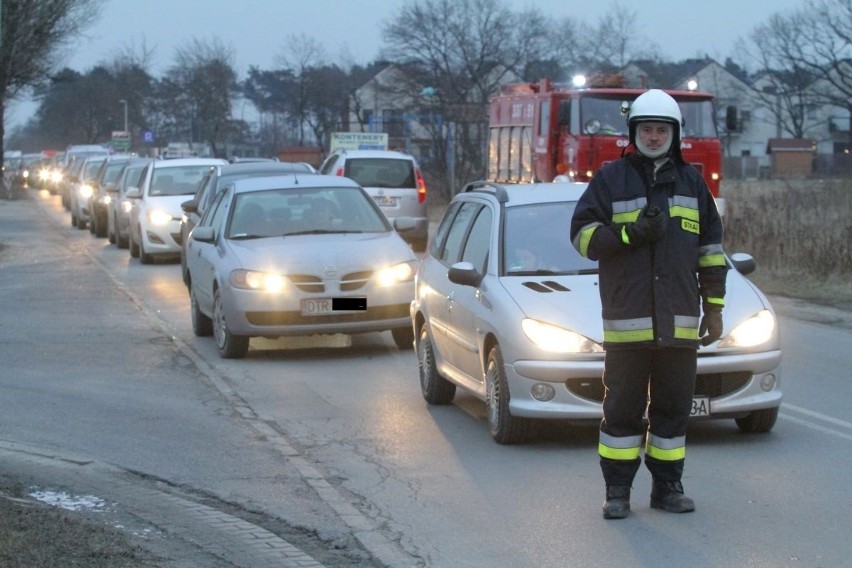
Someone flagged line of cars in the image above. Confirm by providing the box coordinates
[49,150,783,443]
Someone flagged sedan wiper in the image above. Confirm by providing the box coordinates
[230,233,268,240]
[283,229,365,236]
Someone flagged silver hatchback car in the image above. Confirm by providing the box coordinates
[410,181,783,443]
[185,174,419,358]
[319,149,429,251]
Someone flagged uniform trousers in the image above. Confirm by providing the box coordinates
[599,346,697,486]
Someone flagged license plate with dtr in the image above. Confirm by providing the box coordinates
[301,297,367,315]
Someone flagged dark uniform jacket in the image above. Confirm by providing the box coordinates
[571,153,728,350]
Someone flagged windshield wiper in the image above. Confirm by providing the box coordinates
[230,234,268,240]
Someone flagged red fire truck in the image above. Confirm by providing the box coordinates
[487,76,723,198]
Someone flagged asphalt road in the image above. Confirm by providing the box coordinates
[2,189,851,568]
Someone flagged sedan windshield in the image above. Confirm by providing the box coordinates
[150,166,213,196]
[227,186,391,239]
[503,202,598,275]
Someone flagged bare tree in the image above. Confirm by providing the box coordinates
[743,0,851,144]
[276,34,327,145]
[163,38,238,157]
[0,0,101,192]
[382,0,553,197]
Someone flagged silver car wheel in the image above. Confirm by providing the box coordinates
[485,345,529,444]
[417,325,455,404]
[213,288,249,359]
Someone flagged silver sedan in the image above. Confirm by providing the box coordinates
[411,181,782,443]
[185,174,418,358]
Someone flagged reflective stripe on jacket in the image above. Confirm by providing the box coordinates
[570,154,728,349]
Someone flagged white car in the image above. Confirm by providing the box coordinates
[126,157,227,263]
[318,149,429,251]
[185,173,418,358]
[410,180,783,443]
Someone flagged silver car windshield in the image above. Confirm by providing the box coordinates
[227,186,391,239]
[503,202,598,276]
[150,166,213,196]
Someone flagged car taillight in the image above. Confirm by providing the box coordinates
[416,169,427,204]
[335,167,344,176]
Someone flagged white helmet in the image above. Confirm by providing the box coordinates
[626,89,684,160]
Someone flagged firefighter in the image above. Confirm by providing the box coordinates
[570,89,728,519]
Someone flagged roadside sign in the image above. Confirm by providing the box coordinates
[330,132,388,152]
[143,131,155,144]
[111,130,131,151]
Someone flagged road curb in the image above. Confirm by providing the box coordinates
[0,441,327,567]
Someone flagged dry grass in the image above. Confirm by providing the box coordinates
[723,178,852,309]
[0,483,157,567]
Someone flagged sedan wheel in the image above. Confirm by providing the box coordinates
[392,326,414,350]
[417,324,455,404]
[735,406,778,433]
[129,233,139,258]
[485,345,530,444]
[139,238,154,264]
[190,285,213,337]
[213,288,249,359]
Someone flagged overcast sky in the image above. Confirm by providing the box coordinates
[7,0,809,128]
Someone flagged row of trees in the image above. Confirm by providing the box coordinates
[2,0,850,197]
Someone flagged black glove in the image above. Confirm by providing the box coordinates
[699,307,723,346]
[624,206,666,245]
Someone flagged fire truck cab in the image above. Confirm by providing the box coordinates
[487,76,723,199]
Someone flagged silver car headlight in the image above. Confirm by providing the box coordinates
[230,269,288,292]
[147,209,173,226]
[78,184,94,198]
[376,261,416,287]
[717,309,775,348]
[521,318,604,353]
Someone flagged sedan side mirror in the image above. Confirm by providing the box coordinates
[125,187,141,199]
[190,226,215,243]
[448,261,483,287]
[393,216,416,232]
[729,252,756,275]
[181,199,198,214]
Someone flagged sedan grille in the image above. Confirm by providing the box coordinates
[341,271,372,291]
[246,304,409,326]
[565,371,753,403]
[288,275,324,293]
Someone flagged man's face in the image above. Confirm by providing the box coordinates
[636,122,672,152]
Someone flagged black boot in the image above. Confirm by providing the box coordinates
[602,485,631,519]
[650,480,695,513]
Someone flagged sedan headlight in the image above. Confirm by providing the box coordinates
[147,209,173,226]
[121,200,133,213]
[717,309,775,348]
[521,318,604,353]
[230,269,287,292]
[376,261,416,287]
[78,184,94,198]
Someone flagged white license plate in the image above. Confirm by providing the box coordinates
[691,397,710,416]
[374,195,399,207]
[300,297,367,316]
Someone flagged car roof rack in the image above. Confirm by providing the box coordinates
[462,180,509,203]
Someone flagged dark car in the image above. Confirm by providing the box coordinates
[179,161,317,285]
[107,157,153,248]
[87,154,134,238]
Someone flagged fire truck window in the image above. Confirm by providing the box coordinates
[558,100,571,128]
[581,97,626,136]
[571,100,580,135]
[539,100,550,137]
